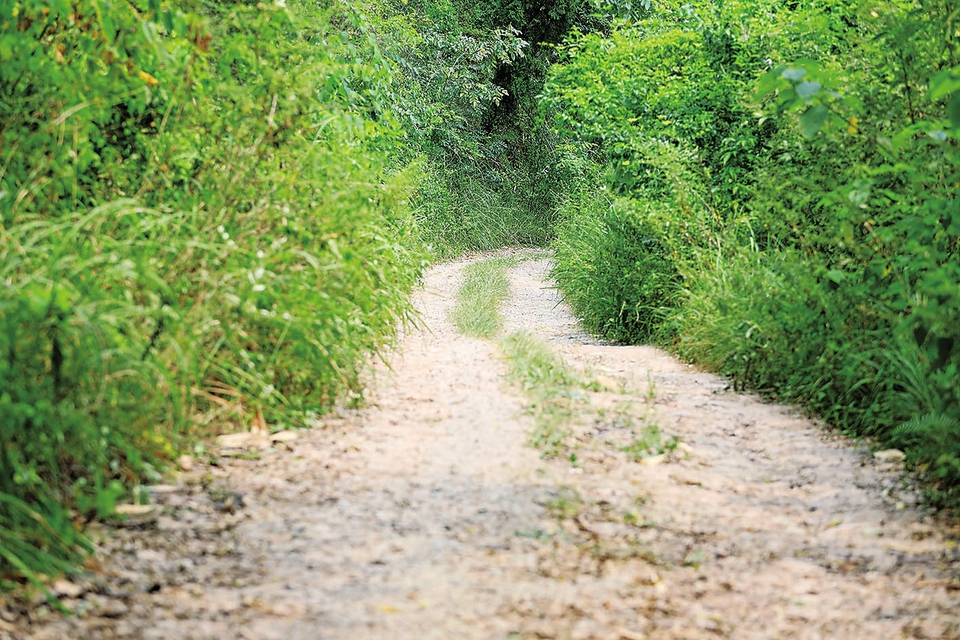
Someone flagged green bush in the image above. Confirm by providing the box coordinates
[545,4,738,343]
[546,0,960,507]
[1,0,426,585]
[553,189,682,343]
[717,0,960,503]
[673,247,896,425]
[368,0,580,255]
[551,135,718,342]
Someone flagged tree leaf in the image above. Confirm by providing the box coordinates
[929,67,960,101]
[800,105,829,138]
[796,81,821,101]
[776,87,797,110]
[948,92,960,129]
[781,68,806,82]
[826,269,844,284]
[756,65,786,99]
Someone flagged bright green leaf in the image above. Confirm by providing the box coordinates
[948,92,960,129]
[756,65,787,99]
[929,67,960,101]
[800,105,829,138]
[796,81,821,101]
[781,68,806,82]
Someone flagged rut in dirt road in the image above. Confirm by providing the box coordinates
[13,252,960,640]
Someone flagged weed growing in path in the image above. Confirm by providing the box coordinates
[450,257,517,338]
[500,331,587,457]
[452,255,682,462]
[620,422,680,462]
[450,255,586,456]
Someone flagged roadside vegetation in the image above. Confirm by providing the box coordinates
[1,0,434,591]
[546,0,960,508]
[0,0,576,590]
[2,0,958,600]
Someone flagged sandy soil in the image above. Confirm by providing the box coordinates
[8,251,960,640]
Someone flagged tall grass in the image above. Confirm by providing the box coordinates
[413,165,555,259]
[545,0,960,507]
[1,0,426,585]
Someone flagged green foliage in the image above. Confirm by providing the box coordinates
[412,164,547,258]
[450,256,517,338]
[1,0,427,583]
[553,189,684,343]
[720,0,960,502]
[545,1,755,341]
[620,423,676,462]
[546,0,960,507]
[542,2,766,207]
[0,492,90,598]
[551,137,717,342]
[362,0,566,256]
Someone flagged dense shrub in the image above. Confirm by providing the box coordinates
[546,0,960,506]
[544,2,729,338]
[693,0,960,504]
[552,139,715,342]
[0,0,427,586]
[554,193,681,343]
[372,0,590,255]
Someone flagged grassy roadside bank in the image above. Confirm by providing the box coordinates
[545,0,960,511]
[0,0,431,592]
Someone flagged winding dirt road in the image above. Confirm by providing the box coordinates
[11,252,960,639]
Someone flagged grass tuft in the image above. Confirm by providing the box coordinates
[500,331,585,458]
[450,256,517,339]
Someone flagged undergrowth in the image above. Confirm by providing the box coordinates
[546,0,960,510]
[1,0,429,588]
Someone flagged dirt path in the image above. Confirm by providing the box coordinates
[10,252,960,639]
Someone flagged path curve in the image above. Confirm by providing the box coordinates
[10,252,960,640]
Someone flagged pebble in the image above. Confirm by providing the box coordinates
[874,449,906,463]
[114,504,159,526]
[52,580,85,599]
[92,596,130,618]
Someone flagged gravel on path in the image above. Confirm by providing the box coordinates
[9,251,960,640]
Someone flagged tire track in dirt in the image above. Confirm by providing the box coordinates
[12,251,960,640]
